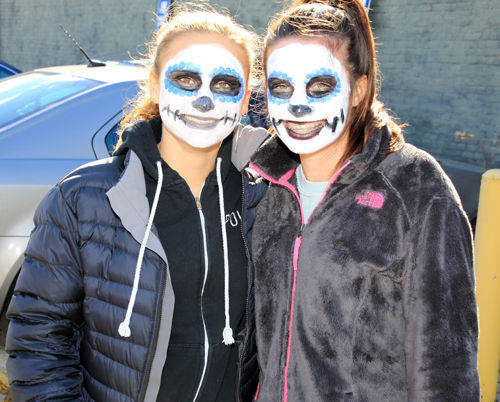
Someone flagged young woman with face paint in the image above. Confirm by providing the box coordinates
[6,10,268,402]
[249,1,479,401]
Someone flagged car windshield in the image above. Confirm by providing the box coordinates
[0,72,100,129]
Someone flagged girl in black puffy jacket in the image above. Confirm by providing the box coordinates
[6,7,267,402]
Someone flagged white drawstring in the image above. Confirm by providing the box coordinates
[118,161,163,337]
[216,157,234,345]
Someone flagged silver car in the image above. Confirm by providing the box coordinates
[0,62,486,315]
[0,63,147,312]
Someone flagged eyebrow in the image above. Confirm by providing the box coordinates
[210,66,243,81]
[268,70,294,83]
[169,69,201,76]
[211,73,241,82]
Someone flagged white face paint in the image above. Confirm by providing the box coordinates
[267,43,351,155]
[159,43,245,149]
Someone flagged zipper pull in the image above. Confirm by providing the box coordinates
[298,223,306,238]
[196,197,202,210]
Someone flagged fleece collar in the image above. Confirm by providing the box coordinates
[250,126,394,185]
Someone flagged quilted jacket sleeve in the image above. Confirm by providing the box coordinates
[403,197,479,401]
[6,184,85,401]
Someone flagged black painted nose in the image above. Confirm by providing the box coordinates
[192,96,215,113]
[288,104,312,118]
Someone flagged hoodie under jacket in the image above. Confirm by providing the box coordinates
[6,120,268,402]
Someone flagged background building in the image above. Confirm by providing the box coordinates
[0,0,498,168]
[370,0,500,168]
[0,0,277,72]
[0,0,158,70]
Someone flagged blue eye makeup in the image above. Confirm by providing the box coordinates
[268,71,295,105]
[164,63,244,103]
[164,62,202,96]
[209,67,244,103]
[304,68,342,103]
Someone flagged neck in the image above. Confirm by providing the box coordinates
[299,134,349,182]
[158,126,220,198]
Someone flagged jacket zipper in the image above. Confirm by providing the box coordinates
[281,166,348,401]
[140,181,211,402]
[236,173,253,402]
[248,161,351,402]
[283,221,304,402]
[139,255,169,402]
[192,183,210,402]
[261,177,304,402]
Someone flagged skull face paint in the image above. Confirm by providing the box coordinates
[267,43,350,155]
[159,43,245,149]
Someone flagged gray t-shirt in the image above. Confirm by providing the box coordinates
[296,164,329,222]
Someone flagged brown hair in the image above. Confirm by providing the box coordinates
[116,5,260,144]
[264,0,404,162]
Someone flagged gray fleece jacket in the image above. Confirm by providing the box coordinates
[249,127,479,402]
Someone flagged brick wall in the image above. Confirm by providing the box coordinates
[370,0,500,168]
[0,0,280,73]
[0,0,157,71]
[3,0,498,168]
[205,0,282,34]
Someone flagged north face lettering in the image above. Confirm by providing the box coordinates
[356,191,384,208]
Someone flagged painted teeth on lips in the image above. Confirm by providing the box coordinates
[286,120,324,134]
[183,115,219,126]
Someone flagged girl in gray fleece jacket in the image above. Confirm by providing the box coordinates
[249,0,479,401]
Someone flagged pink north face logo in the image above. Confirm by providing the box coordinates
[356,191,384,208]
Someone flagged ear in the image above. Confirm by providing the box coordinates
[240,88,252,115]
[149,71,160,105]
[351,75,368,108]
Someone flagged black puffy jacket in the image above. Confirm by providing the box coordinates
[5,126,268,402]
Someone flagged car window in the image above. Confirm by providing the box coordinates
[0,72,100,129]
[0,66,14,79]
[105,124,120,156]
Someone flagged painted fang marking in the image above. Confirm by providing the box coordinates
[272,117,284,127]
[331,117,338,133]
[340,108,344,124]
[272,118,280,133]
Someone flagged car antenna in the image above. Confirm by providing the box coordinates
[60,25,106,68]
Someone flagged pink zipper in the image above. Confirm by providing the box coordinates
[282,235,302,401]
[254,383,260,400]
[249,160,350,401]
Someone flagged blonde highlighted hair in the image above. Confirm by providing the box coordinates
[117,4,260,144]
